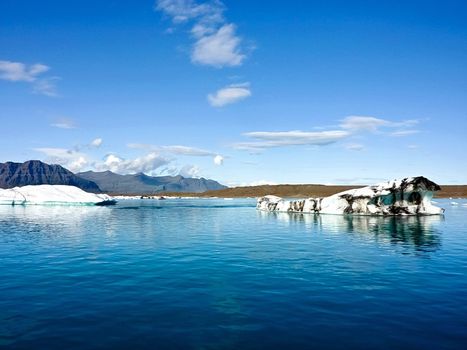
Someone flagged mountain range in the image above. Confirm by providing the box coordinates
[77,170,227,194]
[0,160,100,192]
[0,160,227,194]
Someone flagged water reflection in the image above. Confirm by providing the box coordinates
[0,205,115,242]
[0,202,444,254]
[260,211,443,252]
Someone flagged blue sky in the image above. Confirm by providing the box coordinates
[1,0,466,185]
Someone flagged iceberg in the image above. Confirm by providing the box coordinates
[0,185,116,206]
[257,177,444,216]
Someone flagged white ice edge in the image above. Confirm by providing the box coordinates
[257,176,445,216]
[0,185,116,206]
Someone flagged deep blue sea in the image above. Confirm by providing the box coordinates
[1,198,467,349]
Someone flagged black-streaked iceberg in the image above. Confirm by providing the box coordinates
[0,185,116,206]
[257,177,444,215]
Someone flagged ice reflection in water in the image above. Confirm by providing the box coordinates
[0,205,116,240]
[260,211,443,253]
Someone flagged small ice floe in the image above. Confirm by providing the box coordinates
[0,185,116,206]
[451,202,459,206]
[113,195,140,200]
[257,176,444,216]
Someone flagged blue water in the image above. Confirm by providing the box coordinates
[1,198,467,349]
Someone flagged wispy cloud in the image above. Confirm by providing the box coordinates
[34,139,223,177]
[208,82,251,107]
[234,130,350,151]
[163,145,215,156]
[33,147,89,173]
[0,60,49,81]
[156,0,223,23]
[340,116,390,132]
[128,143,225,165]
[50,118,77,129]
[90,138,103,148]
[34,138,103,172]
[73,138,104,152]
[156,0,246,67]
[192,23,245,67]
[33,77,59,97]
[234,115,422,152]
[345,143,365,151]
[390,129,420,137]
[340,116,419,133]
[129,143,214,156]
[0,60,59,96]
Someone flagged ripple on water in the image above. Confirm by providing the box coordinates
[0,198,466,349]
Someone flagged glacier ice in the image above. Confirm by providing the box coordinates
[257,177,444,216]
[0,185,116,206]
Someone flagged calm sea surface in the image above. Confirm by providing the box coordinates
[1,198,466,349]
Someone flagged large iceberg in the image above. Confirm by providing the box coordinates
[0,185,116,206]
[257,177,444,216]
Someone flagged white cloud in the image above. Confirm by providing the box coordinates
[245,130,350,143]
[161,145,215,156]
[0,60,58,96]
[156,0,223,24]
[34,142,214,177]
[90,138,103,148]
[129,143,211,155]
[390,130,420,137]
[345,143,365,151]
[33,147,89,173]
[156,0,246,67]
[340,116,419,132]
[0,60,49,82]
[70,138,104,152]
[192,24,245,67]
[208,82,251,107]
[33,138,106,173]
[69,156,88,172]
[95,152,171,175]
[234,115,423,152]
[340,116,390,132]
[179,164,201,178]
[128,143,225,165]
[33,77,59,97]
[234,130,350,151]
[213,154,224,165]
[50,118,77,129]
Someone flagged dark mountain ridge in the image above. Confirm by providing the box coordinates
[0,160,101,192]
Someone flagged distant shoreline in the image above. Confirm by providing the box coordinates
[112,184,467,199]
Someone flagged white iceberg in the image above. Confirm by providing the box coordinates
[257,177,444,216]
[0,185,116,206]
